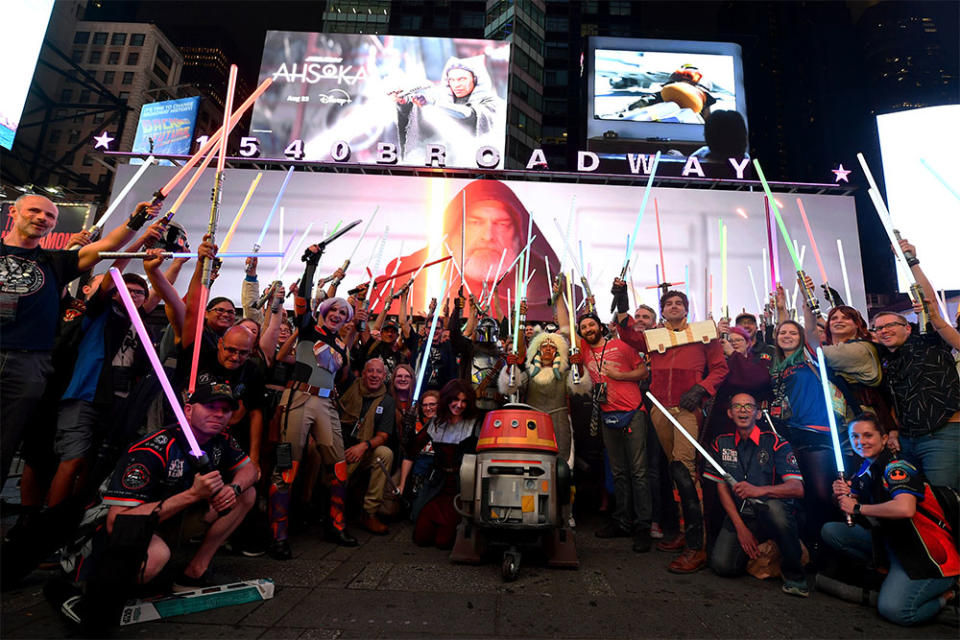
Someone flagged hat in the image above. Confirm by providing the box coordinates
[186,379,238,409]
[381,320,400,332]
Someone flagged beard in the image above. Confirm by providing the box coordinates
[463,247,515,283]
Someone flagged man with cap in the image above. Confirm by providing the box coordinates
[612,282,728,573]
[706,392,807,596]
[102,379,257,589]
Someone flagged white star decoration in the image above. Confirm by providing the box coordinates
[832,164,851,183]
[92,131,114,150]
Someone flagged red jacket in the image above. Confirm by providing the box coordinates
[618,317,728,407]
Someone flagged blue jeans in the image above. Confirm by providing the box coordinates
[601,410,651,533]
[899,424,959,490]
[710,498,806,585]
[821,522,955,626]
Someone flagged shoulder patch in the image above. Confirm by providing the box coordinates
[786,451,798,467]
[121,463,150,490]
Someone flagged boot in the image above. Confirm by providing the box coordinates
[326,467,358,547]
[668,548,707,574]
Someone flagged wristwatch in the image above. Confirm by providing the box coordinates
[853,503,862,516]
[230,483,242,498]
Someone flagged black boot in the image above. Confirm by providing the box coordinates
[669,461,704,550]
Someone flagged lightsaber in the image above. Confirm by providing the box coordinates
[278,222,314,279]
[483,248,508,308]
[461,190,466,292]
[562,196,576,273]
[816,346,853,526]
[153,76,274,203]
[566,269,581,385]
[86,155,157,235]
[920,157,960,201]
[796,197,836,307]
[544,255,553,304]
[764,197,780,289]
[720,218,728,320]
[348,255,452,295]
[762,246,770,300]
[552,219,585,280]
[394,234,446,301]
[253,167,295,251]
[442,240,472,296]
[411,279,447,405]
[836,239,852,306]
[748,265,762,316]
[373,241,404,309]
[273,232,296,280]
[220,172,263,253]
[621,150,661,277]
[189,65,238,396]
[754,159,819,316]
[109,268,204,460]
[330,205,380,288]
[98,251,285,260]
[357,228,389,331]
[629,266,640,310]
[493,236,537,289]
[789,245,807,315]
[646,390,761,502]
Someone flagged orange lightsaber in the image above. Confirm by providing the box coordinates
[796,197,828,285]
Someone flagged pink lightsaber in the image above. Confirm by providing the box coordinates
[109,267,204,458]
[796,198,829,285]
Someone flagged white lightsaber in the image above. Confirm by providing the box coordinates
[442,240,473,296]
[747,265,762,315]
[836,239,852,306]
[91,156,157,231]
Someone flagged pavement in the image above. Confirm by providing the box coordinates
[2,511,957,639]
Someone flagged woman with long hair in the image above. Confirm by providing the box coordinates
[769,319,847,549]
[404,379,480,548]
[397,389,440,500]
[824,414,958,625]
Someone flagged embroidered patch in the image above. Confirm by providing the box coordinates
[786,452,798,467]
[121,463,150,490]
[167,458,184,479]
[758,449,770,465]
[375,406,384,415]
[721,448,738,463]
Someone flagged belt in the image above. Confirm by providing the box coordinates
[286,381,332,398]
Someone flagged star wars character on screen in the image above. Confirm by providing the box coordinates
[390,55,505,166]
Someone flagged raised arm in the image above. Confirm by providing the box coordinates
[143,249,186,340]
[901,237,960,349]
[77,201,161,271]
[181,236,217,349]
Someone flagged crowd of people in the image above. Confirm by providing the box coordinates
[1,192,958,632]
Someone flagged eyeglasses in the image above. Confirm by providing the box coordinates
[127,288,147,298]
[221,346,251,357]
[872,321,907,333]
[731,403,757,411]
[211,307,236,316]
[421,402,438,408]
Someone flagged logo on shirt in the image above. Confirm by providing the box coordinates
[786,452,797,467]
[121,463,151,490]
[168,458,184,479]
[0,255,45,295]
[721,448,738,463]
[758,449,770,466]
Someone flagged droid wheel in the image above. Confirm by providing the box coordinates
[501,551,520,582]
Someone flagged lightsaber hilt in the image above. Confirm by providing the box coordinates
[580,278,595,314]
[570,347,582,385]
[251,280,281,310]
[328,259,350,288]
[910,283,930,334]
[839,471,854,527]
[721,472,765,509]
[201,172,225,288]
[148,188,166,208]
[357,285,378,331]
[798,269,821,316]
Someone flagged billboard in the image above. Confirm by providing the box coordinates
[132,97,201,165]
[107,167,865,321]
[251,32,510,168]
[877,104,960,292]
[0,0,55,150]
[588,38,746,146]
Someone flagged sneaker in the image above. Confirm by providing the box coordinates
[632,530,653,553]
[567,514,576,529]
[595,521,631,538]
[267,539,293,561]
[782,582,810,598]
[650,522,664,539]
[173,570,213,593]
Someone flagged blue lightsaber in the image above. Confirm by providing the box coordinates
[411,280,447,405]
[816,346,853,526]
[620,151,661,277]
[253,166,294,251]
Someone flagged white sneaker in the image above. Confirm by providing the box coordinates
[568,514,576,528]
[650,522,664,539]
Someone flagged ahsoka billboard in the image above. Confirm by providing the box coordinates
[132,97,201,165]
[251,32,510,168]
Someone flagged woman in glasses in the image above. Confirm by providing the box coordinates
[397,389,440,501]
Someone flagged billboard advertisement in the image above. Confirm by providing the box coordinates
[251,32,510,168]
[588,37,746,146]
[131,97,201,165]
[0,0,55,150]
[107,167,865,321]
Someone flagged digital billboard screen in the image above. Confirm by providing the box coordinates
[0,0,55,150]
[588,38,746,145]
[131,97,201,165]
[251,32,510,168]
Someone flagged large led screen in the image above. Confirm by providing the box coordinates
[0,0,55,150]
[251,32,510,168]
[877,105,960,292]
[588,37,746,144]
[107,167,865,322]
[131,97,201,165]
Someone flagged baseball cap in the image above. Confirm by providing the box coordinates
[186,379,238,409]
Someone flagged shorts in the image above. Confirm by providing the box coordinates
[54,399,105,460]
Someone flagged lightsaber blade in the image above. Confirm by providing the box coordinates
[764,197,779,289]
[553,218,584,279]
[566,270,581,385]
[483,248,508,307]
[442,240,472,296]
[796,197,830,291]
[157,76,274,201]
[98,251,285,260]
[253,167,295,251]
[278,222,314,278]
[748,265,762,315]
[493,236,537,288]
[720,218,728,317]
[654,198,667,283]
[91,156,156,230]
[220,172,263,253]
[109,268,204,459]
[816,345,853,526]
[920,157,960,201]
[622,150,661,276]
[411,280,446,404]
[836,239,852,306]
[461,190,466,292]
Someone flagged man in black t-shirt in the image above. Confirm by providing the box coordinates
[1,194,159,484]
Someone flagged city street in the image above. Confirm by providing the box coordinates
[2,513,956,639]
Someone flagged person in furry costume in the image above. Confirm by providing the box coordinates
[498,330,592,468]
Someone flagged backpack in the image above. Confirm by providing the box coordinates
[916,484,960,552]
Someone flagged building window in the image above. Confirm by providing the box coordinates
[108,51,120,65]
[127,52,139,65]
[93,112,104,124]
[121,71,134,85]
[68,130,80,143]
[93,32,108,45]
[545,69,568,85]
[610,1,631,15]
[72,49,83,62]
[74,31,90,44]
[78,89,90,103]
[461,12,483,29]
[49,129,62,144]
[103,71,115,84]
[118,91,130,103]
[110,33,126,46]
[130,33,145,46]
[88,50,101,64]
[156,47,172,68]
[60,89,72,102]
[82,154,93,166]
[546,16,568,31]
[153,64,168,82]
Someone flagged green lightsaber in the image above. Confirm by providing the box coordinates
[753,159,820,316]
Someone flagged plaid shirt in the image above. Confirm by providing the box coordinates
[880,333,960,437]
